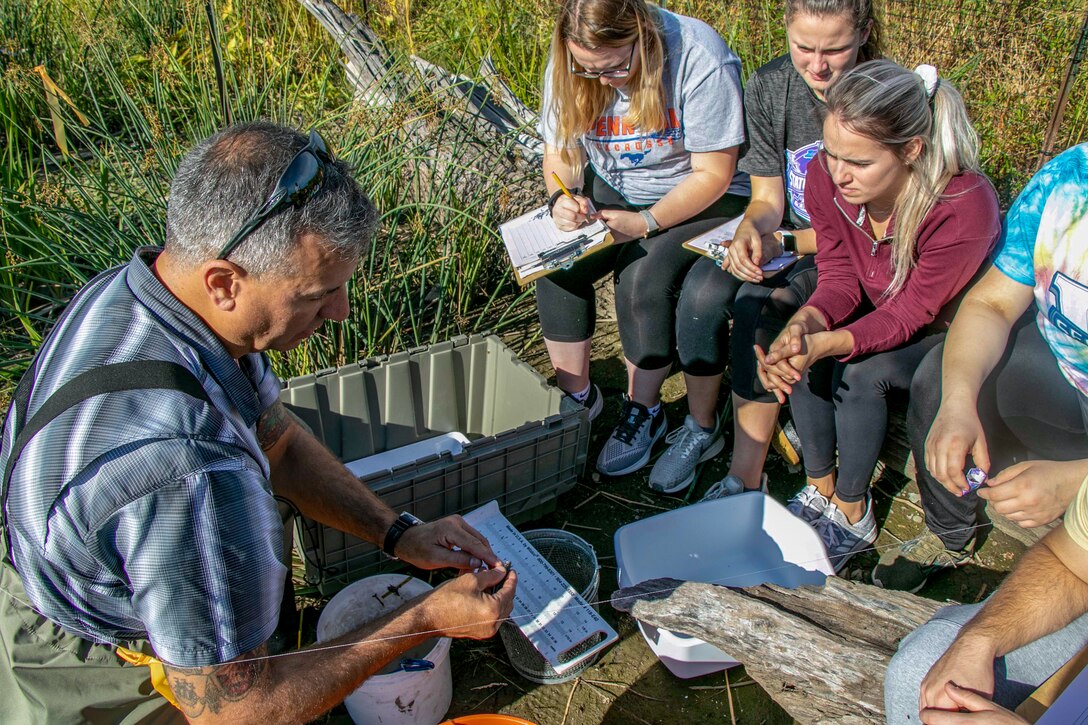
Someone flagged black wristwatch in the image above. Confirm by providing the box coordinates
[548,186,582,213]
[383,512,425,559]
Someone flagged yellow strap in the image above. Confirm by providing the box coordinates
[115,646,180,709]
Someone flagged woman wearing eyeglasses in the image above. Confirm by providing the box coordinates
[538,0,749,481]
[755,60,1001,570]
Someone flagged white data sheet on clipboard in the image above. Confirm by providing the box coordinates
[499,204,613,286]
[683,215,798,273]
[463,501,618,674]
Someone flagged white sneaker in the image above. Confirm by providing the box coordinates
[814,497,878,573]
[596,396,667,476]
[700,472,768,502]
[648,415,724,494]
[786,484,830,523]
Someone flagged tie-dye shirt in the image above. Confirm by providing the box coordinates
[994,143,1088,395]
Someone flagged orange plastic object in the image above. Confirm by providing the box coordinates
[441,716,537,725]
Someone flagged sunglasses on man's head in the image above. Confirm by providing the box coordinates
[569,43,636,79]
[216,129,332,261]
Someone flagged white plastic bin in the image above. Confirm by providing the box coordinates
[317,575,453,724]
[614,492,834,678]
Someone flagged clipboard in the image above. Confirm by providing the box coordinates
[683,215,799,274]
[499,203,614,286]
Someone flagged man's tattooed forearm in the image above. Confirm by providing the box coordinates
[168,648,270,717]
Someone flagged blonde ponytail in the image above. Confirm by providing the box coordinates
[824,60,981,297]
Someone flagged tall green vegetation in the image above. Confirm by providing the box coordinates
[2,0,1087,401]
[0,0,536,397]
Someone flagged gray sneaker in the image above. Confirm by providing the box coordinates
[699,472,768,502]
[648,415,725,494]
[814,497,878,572]
[596,396,667,476]
[787,484,831,523]
[871,530,975,593]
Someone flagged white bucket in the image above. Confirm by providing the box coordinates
[317,574,453,725]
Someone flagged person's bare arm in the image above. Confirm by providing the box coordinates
[165,568,517,723]
[919,525,1088,713]
[924,266,1035,495]
[260,401,499,570]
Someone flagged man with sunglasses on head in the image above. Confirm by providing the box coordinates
[0,121,516,724]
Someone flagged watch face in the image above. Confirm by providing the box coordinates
[401,512,425,526]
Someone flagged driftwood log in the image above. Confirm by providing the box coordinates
[612,576,946,724]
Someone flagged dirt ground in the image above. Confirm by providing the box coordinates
[307,322,1026,725]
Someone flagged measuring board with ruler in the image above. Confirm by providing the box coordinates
[463,501,618,674]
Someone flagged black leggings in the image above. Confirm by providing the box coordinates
[535,171,748,373]
[908,313,1088,549]
[729,257,819,402]
[790,330,947,503]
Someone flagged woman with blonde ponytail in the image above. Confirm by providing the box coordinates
[536,0,749,483]
[756,59,1001,571]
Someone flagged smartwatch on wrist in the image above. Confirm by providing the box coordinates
[383,512,425,559]
[776,230,797,254]
[640,209,660,237]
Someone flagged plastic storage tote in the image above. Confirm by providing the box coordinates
[281,334,590,595]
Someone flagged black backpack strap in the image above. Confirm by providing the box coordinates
[2,360,212,566]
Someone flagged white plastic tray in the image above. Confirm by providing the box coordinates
[614,492,834,678]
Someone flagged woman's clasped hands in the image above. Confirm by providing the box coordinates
[754,308,838,404]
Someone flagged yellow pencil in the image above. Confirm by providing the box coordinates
[551,172,576,201]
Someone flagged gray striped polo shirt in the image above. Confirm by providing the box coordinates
[0,247,286,667]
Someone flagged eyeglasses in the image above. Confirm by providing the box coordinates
[569,43,636,79]
[216,129,331,261]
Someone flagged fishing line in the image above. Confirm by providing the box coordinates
[0,520,1010,667]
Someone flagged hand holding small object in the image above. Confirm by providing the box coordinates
[925,401,991,497]
[425,567,517,639]
[549,172,596,232]
[978,459,1088,528]
[486,560,514,595]
[551,194,594,232]
[961,467,988,496]
[396,515,501,571]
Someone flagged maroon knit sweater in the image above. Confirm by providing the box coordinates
[804,154,1001,359]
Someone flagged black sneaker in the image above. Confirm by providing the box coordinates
[596,396,666,476]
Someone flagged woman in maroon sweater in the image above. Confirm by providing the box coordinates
[756,60,1001,571]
